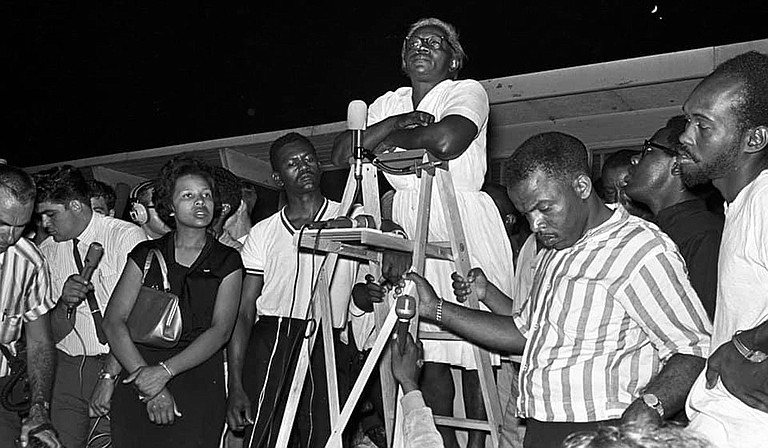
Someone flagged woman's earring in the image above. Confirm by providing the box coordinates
[169,212,175,217]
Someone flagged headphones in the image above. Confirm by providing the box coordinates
[128,180,154,225]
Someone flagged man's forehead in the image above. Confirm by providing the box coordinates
[602,165,629,181]
[36,201,66,212]
[0,195,33,224]
[509,171,560,204]
[278,142,315,159]
[90,197,110,212]
[685,75,743,114]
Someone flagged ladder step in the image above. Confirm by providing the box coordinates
[420,331,464,341]
[433,416,492,432]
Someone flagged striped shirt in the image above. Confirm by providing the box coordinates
[0,237,56,377]
[240,198,358,327]
[39,213,146,356]
[514,205,711,422]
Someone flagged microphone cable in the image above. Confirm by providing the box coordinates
[372,150,444,176]
[71,316,89,399]
[345,180,363,219]
[246,220,309,448]
[0,342,28,413]
[249,223,324,448]
[61,304,91,399]
[86,414,111,447]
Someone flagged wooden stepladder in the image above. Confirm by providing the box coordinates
[280,150,503,448]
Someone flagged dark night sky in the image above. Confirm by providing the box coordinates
[5,1,767,168]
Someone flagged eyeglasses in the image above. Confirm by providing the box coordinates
[631,140,679,166]
[405,34,449,51]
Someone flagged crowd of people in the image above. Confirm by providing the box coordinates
[1,16,767,448]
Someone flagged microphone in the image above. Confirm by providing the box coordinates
[395,294,416,352]
[67,242,104,319]
[348,100,368,181]
[306,214,377,230]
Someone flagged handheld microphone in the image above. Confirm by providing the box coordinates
[306,214,377,230]
[395,294,416,352]
[348,100,368,181]
[67,242,104,319]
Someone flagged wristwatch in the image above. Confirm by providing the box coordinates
[29,400,50,414]
[733,330,768,363]
[641,393,664,418]
[98,369,119,382]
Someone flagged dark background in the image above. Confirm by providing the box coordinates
[5,1,767,168]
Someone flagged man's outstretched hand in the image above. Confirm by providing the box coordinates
[404,272,440,321]
[451,268,489,304]
[391,333,424,395]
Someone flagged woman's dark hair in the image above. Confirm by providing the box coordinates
[154,156,215,228]
[211,166,243,221]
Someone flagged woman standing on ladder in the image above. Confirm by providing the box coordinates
[331,17,515,448]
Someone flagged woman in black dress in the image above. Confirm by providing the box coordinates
[103,157,243,447]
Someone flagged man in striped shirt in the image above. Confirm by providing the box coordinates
[35,166,147,448]
[0,165,60,447]
[407,132,711,448]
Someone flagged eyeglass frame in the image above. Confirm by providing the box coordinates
[404,34,451,51]
[630,140,679,166]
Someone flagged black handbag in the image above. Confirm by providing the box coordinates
[126,248,182,348]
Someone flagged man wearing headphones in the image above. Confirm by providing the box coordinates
[127,180,170,240]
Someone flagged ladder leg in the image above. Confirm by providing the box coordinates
[393,159,434,448]
[316,266,341,428]
[361,163,397,445]
[435,168,503,448]
[275,329,318,447]
[276,254,343,447]
[325,305,400,448]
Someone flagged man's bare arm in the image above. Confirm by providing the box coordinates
[25,314,56,409]
[622,353,705,423]
[408,272,526,355]
[21,313,62,447]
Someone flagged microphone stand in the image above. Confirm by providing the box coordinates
[346,129,365,218]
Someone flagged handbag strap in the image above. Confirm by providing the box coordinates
[142,248,171,292]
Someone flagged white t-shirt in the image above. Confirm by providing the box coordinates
[240,199,357,328]
[686,170,768,447]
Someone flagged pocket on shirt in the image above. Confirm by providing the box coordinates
[97,268,122,308]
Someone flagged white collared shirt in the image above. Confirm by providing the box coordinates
[40,213,146,356]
